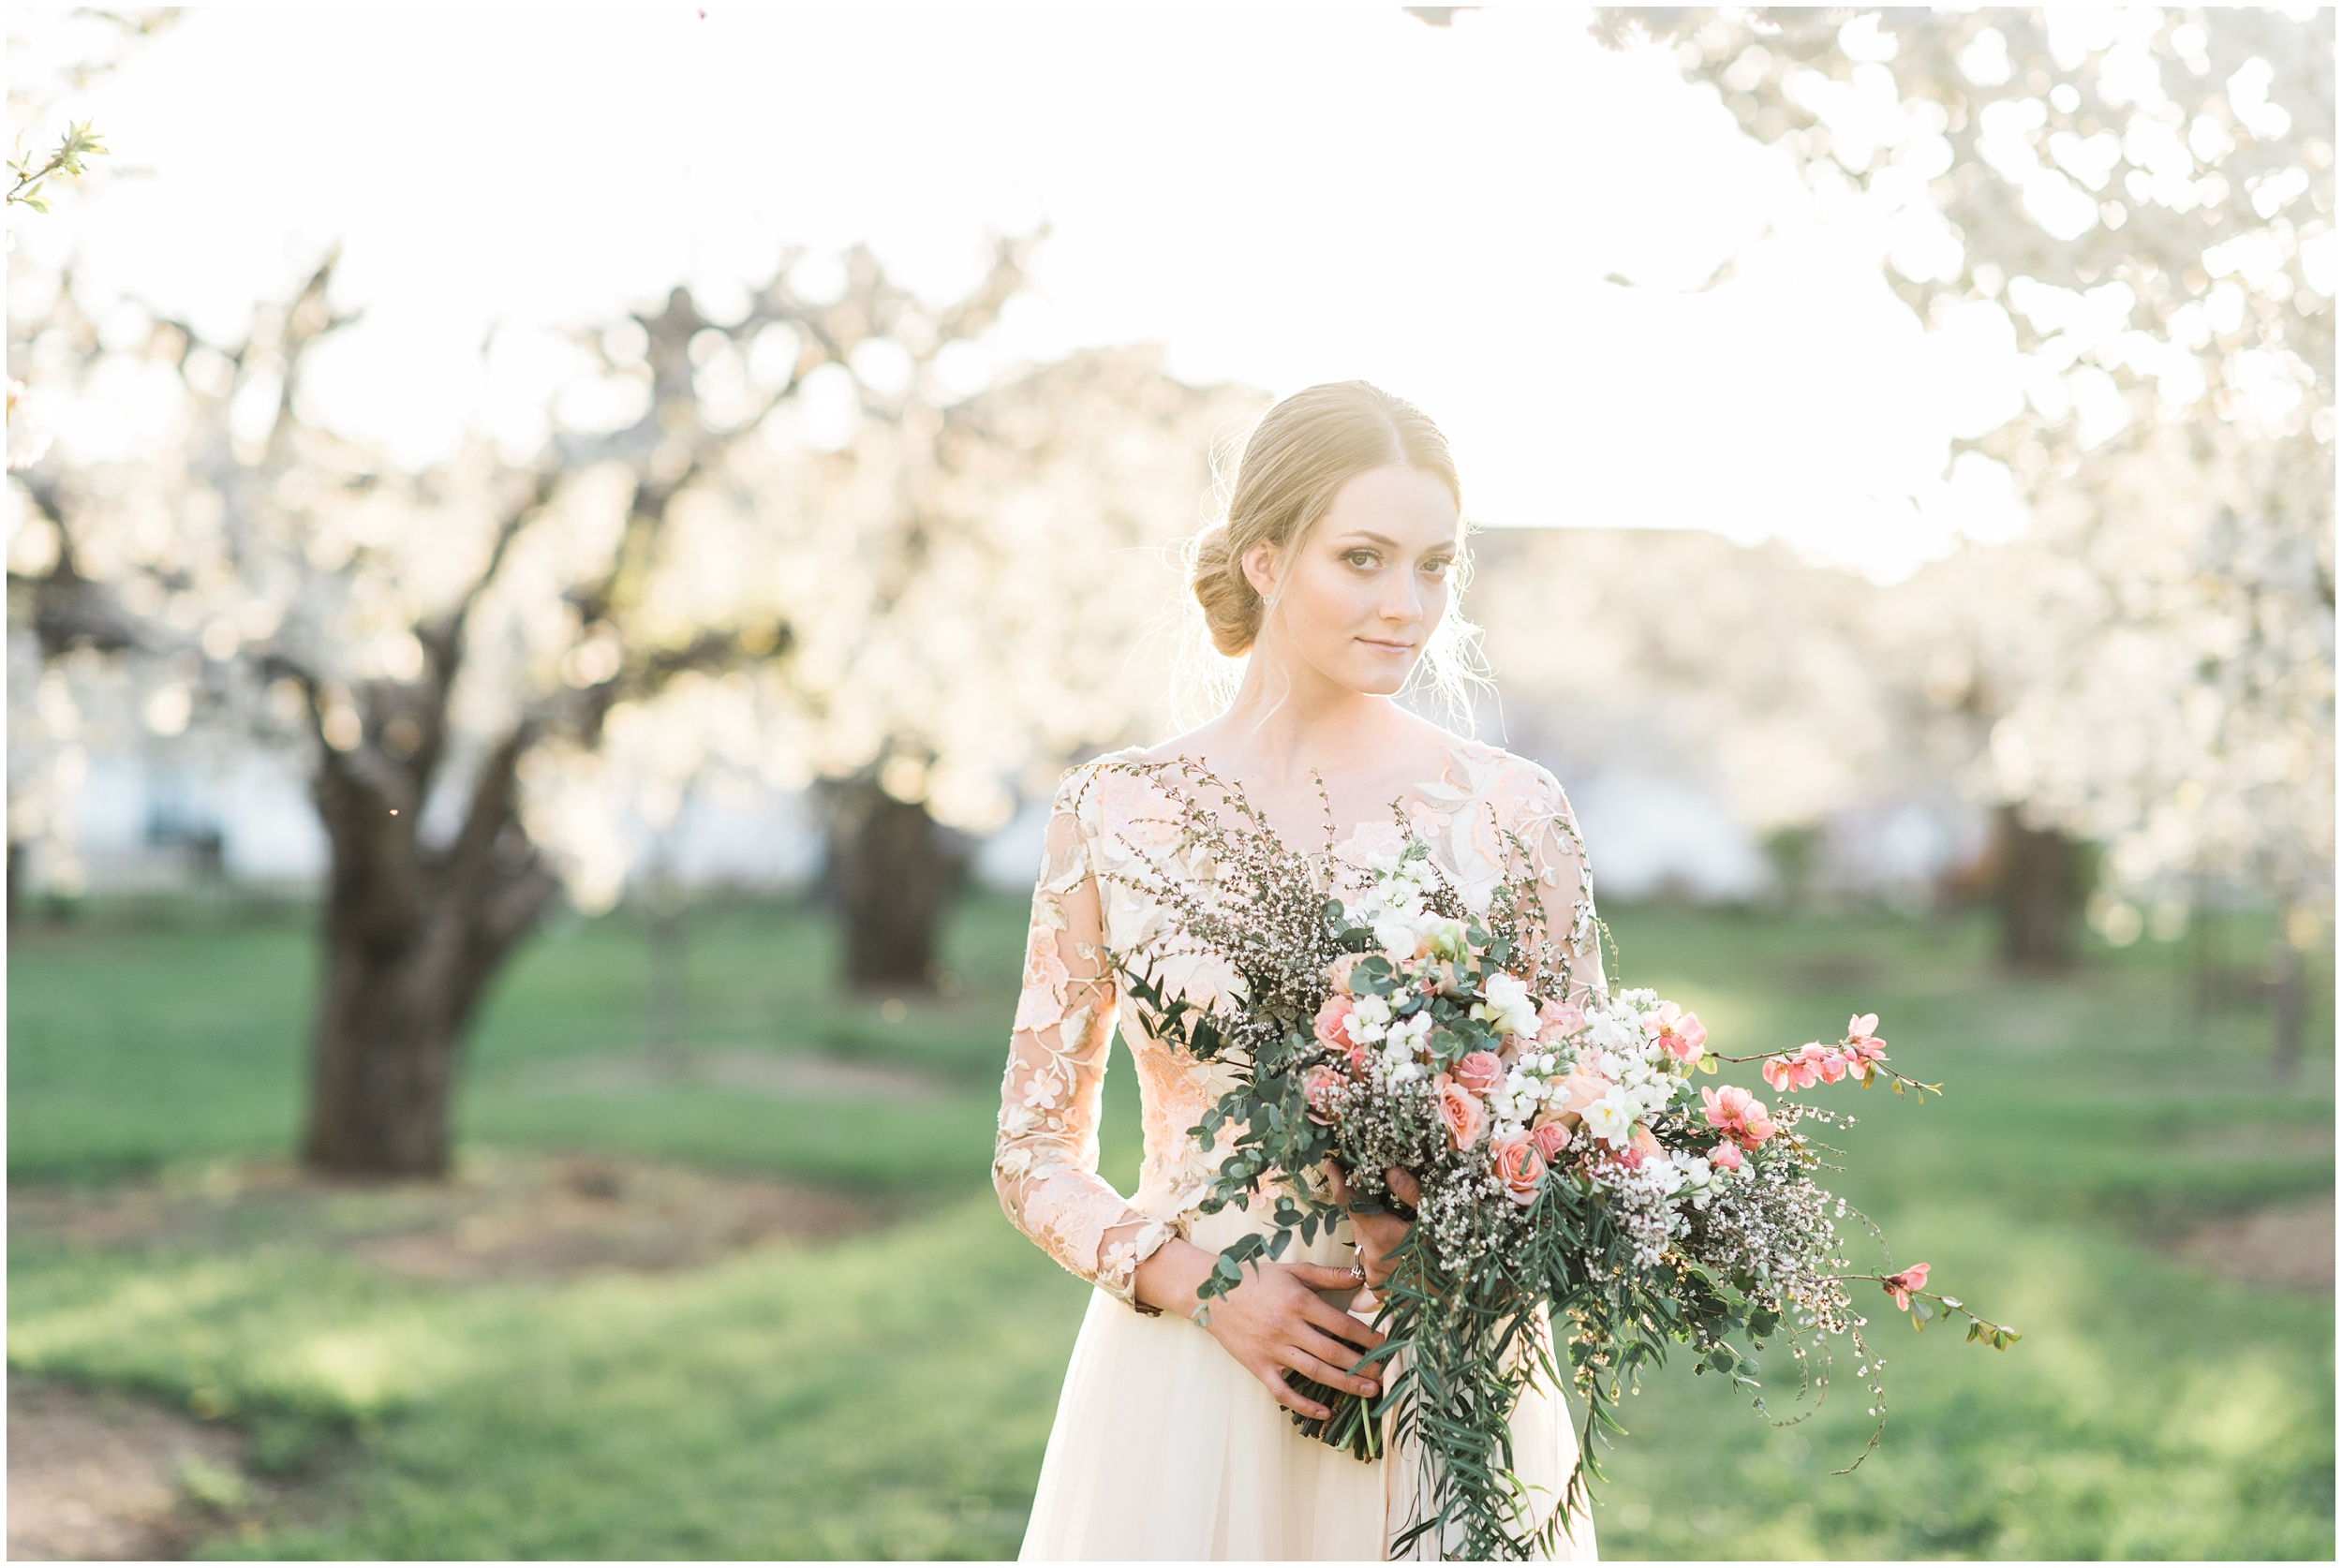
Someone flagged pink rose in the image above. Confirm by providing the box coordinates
[1436,1078,1489,1151]
[1327,954,1366,996]
[1537,998,1587,1034]
[1454,1050,1505,1096]
[1708,1141,1744,1172]
[1312,994,1358,1053]
[1303,1064,1346,1126]
[1490,1133,1546,1206]
[1530,1119,1572,1161]
[1550,1070,1613,1118]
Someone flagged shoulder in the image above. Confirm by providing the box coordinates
[1046,745,1167,832]
[1445,738,1571,824]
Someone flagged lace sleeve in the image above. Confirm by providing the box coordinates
[1511,763,1607,1005]
[993,767,1178,1311]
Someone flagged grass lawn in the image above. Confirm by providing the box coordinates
[7,893,2334,1559]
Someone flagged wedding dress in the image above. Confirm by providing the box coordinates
[995,740,1604,1562]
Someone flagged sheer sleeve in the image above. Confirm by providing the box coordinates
[1511,763,1608,1005]
[993,767,1178,1311]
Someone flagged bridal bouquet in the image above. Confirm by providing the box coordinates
[1106,762,2016,1561]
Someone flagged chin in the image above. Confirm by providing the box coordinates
[1341,658,1416,698]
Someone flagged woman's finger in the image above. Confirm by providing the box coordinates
[1287,1262,1367,1293]
[1254,1363,1330,1421]
[1291,1327,1382,1389]
[1298,1294,1385,1349]
[1323,1164,1356,1203]
[1386,1166,1423,1208]
[1282,1345,1378,1398]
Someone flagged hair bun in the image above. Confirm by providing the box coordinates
[1190,522,1262,657]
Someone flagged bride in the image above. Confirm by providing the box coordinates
[994,381,1603,1561]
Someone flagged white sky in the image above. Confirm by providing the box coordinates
[12,3,2032,580]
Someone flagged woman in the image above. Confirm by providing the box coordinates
[994,381,1603,1561]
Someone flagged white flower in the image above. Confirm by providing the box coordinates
[1647,1151,1686,1194]
[1386,1012,1433,1056]
[1481,971,1530,1013]
[1372,916,1418,959]
[1581,1092,1635,1146]
[1617,987,1659,1010]
[1683,1157,1713,1187]
[1472,970,1540,1039]
[1588,1012,1640,1053]
[1416,916,1466,960]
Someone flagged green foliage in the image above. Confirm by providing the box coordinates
[7,119,106,211]
[7,894,2332,1559]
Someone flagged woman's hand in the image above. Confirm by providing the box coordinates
[1133,1239,1385,1421]
[1325,1164,1422,1290]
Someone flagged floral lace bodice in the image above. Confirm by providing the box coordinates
[992,740,1603,1310]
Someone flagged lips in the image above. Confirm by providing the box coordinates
[1359,639,1415,655]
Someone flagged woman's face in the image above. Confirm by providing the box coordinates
[1244,464,1460,698]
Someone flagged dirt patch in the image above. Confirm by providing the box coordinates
[7,1380,249,1561]
[2177,1121,2336,1162]
[512,1048,947,1102]
[2169,1195,2335,1294]
[348,1157,883,1282]
[1789,952,1887,988]
[9,1153,897,1285]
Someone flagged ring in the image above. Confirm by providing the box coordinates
[1348,1265,1366,1283]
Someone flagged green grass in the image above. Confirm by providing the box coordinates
[8,894,2333,1558]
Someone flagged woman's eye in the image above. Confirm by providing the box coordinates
[1343,550,1380,569]
[1422,558,1453,578]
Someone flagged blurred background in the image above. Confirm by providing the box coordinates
[6,5,2332,1560]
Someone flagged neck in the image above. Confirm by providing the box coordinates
[1219,640,1399,786]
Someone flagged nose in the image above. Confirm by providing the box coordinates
[1379,570,1426,628]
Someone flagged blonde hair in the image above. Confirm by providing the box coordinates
[1181,380,1488,722]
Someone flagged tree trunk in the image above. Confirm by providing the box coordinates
[1994,805,2080,970]
[645,848,689,1077]
[2270,937,2304,1081]
[301,728,558,1178]
[820,770,968,991]
[304,931,476,1175]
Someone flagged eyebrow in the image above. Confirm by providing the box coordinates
[1332,530,1457,553]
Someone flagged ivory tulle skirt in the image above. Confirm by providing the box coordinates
[1018,1206,1599,1561]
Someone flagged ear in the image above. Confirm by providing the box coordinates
[1240,540,1281,599]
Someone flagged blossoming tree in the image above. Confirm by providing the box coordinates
[7,232,1242,1173]
[1591,7,2332,1028]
